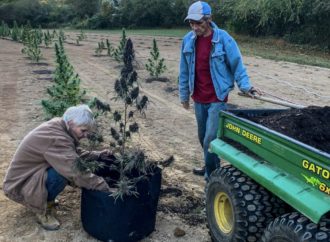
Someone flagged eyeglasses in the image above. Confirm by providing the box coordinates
[189,20,205,26]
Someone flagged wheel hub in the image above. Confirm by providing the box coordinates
[214,192,233,234]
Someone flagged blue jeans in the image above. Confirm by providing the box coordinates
[46,168,68,201]
[194,102,227,178]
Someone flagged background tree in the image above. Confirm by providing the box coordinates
[0,0,329,47]
[66,0,101,19]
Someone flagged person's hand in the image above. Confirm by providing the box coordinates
[96,149,113,160]
[101,183,118,193]
[99,149,112,157]
[247,86,262,97]
[108,187,118,193]
[182,101,190,109]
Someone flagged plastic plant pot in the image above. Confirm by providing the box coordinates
[81,166,162,242]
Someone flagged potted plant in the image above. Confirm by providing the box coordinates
[78,38,172,242]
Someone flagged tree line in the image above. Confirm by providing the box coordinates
[0,0,329,48]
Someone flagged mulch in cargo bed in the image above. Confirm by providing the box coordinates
[248,106,330,153]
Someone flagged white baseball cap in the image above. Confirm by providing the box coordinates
[185,1,212,21]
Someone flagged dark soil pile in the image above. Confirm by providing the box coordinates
[248,106,330,153]
[158,185,206,226]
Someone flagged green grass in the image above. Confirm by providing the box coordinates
[71,28,330,69]
[69,28,189,37]
[233,34,330,69]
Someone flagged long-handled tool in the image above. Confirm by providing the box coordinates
[238,92,306,109]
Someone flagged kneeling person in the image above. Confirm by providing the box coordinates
[3,105,112,230]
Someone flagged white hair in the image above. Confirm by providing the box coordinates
[63,104,95,128]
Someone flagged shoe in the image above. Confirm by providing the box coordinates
[36,212,60,230]
[49,199,59,207]
[36,202,60,230]
[47,200,58,216]
[193,166,205,176]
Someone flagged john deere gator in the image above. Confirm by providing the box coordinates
[206,109,330,242]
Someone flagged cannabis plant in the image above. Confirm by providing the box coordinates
[110,38,142,152]
[145,38,167,78]
[76,38,173,200]
[79,39,155,200]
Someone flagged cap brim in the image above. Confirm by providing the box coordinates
[184,14,204,21]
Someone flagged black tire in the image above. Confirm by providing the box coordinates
[269,194,293,218]
[206,165,273,242]
[261,212,330,242]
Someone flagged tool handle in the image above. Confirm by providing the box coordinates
[238,92,306,109]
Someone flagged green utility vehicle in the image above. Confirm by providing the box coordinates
[206,109,330,242]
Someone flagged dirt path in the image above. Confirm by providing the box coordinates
[0,32,329,242]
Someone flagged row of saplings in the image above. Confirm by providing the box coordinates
[94,28,167,80]
[0,21,168,82]
[0,20,70,62]
[38,30,173,240]
[0,20,167,81]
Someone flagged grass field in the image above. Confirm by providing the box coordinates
[69,27,330,69]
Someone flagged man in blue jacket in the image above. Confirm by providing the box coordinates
[179,1,261,179]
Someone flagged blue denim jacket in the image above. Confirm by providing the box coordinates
[179,22,251,102]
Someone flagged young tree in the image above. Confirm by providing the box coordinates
[42,37,86,118]
[11,20,20,41]
[21,21,32,43]
[21,30,42,62]
[78,29,87,40]
[113,28,127,62]
[0,20,11,38]
[76,29,86,45]
[145,38,167,78]
[43,30,52,47]
[94,39,106,56]
[106,39,114,57]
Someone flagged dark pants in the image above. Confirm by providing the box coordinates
[46,168,68,201]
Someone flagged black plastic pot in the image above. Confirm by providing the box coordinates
[81,167,162,242]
